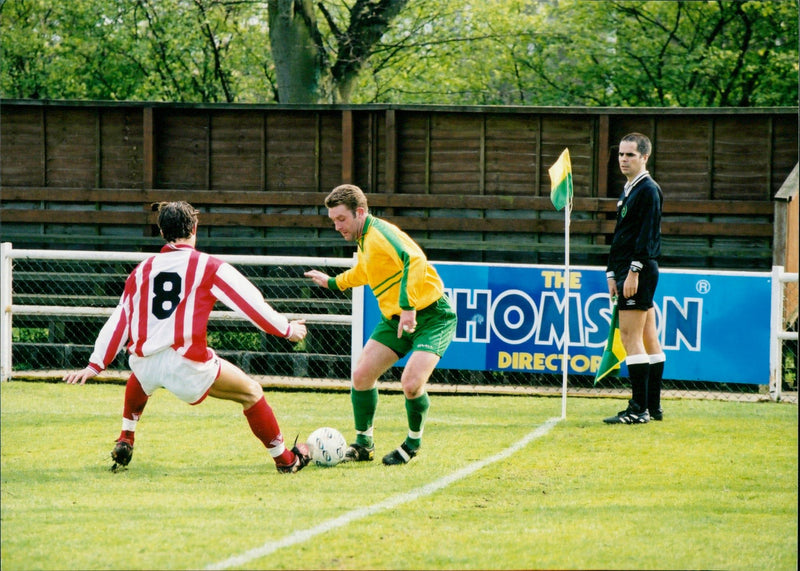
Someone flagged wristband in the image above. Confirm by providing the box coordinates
[606,271,615,280]
[629,261,643,273]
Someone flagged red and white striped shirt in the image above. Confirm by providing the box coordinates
[88,243,292,373]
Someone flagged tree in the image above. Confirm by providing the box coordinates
[495,0,800,107]
[0,0,57,99]
[1,0,796,106]
[346,0,542,104]
[267,0,410,103]
[0,0,258,102]
[267,0,325,103]
[350,0,799,107]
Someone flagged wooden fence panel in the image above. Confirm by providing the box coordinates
[0,100,796,271]
[0,105,44,186]
[396,112,430,194]
[540,115,595,199]
[156,110,208,190]
[772,117,799,196]
[648,116,712,200]
[99,107,144,189]
[45,107,97,188]
[484,113,539,196]
[712,115,772,200]
[264,111,319,192]
[209,110,263,191]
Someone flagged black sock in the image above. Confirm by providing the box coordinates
[627,361,650,413]
[648,358,665,412]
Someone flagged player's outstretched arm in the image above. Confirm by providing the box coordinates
[304,269,331,288]
[63,366,98,385]
[287,319,307,342]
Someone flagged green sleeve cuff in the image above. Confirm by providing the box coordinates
[327,276,340,291]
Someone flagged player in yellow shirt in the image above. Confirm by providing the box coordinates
[305,184,457,465]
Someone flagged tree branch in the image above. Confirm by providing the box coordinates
[193,0,234,102]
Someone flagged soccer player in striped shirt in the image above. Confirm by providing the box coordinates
[63,201,311,473]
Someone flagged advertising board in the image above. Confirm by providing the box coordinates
[362,264,770,384]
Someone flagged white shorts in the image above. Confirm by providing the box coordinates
[129,349,221,405]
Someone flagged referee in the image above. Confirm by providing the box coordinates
[604,133,666,424]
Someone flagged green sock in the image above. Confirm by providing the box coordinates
[351,387,378,447]
[404,393,430,450]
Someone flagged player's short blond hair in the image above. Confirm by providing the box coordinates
[325,184,368,214]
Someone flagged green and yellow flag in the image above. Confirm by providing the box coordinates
[548,148,573,211]
[594,303,626,385]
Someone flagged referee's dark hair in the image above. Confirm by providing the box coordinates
[621,132,652,157]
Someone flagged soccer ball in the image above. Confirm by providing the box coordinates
[306,427,348,467]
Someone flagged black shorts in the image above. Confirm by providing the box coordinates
[617,260,659,311]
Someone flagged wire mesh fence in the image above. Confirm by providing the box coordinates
[2,248,797,403]
[5,254,354,382]
[777,272,799,398]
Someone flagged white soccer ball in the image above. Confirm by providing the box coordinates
[306,427,348,467]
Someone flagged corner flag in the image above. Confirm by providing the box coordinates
[594,303,626,385]
[548,148,573,419]
[548,148,573,211]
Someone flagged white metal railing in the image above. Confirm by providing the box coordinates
[2,243,797,398]
[0,243,357,382]
[769,265,799,401]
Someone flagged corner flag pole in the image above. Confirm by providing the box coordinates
[547,148,573,421]
[561,194,571,420]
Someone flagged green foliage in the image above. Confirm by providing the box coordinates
[206,330,263,352]
[11,327,48,343]
[0,0,796,105]
[1,381,797,570]
[0,0,274,102]
[7,327,47,370]
[356,0,799,106]
[784,348,797,388]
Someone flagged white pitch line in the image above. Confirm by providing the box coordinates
[206,416,561,571]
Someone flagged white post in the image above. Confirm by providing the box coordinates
[769,265,784,401]
[561,202,571,420]
[1,243,13,381]
[349,253,363,379]
[351,287,364,379]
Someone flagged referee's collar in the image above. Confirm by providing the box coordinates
[624,170,650,196]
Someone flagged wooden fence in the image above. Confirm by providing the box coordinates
[1,100,797,270]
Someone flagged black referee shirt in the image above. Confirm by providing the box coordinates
[606,173,663,279]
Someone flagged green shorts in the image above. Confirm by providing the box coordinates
[370,296,457,359]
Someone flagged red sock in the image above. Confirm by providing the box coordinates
[243,397,293,465]
[118,374,149,444]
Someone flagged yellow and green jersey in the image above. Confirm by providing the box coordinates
[329,215,444,319]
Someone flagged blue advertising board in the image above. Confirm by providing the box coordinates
[362,264,771,384]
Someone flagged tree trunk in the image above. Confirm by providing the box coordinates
[268,0,324,103]
[328,0,409,103]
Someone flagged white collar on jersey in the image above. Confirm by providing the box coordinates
[162,242,195,253]
[624,170,650,197]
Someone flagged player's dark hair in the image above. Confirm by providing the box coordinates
[325,184,368,214]
[157,201,199,242]
[621,132,652,157]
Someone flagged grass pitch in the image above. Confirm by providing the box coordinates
[1,380,797,570]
